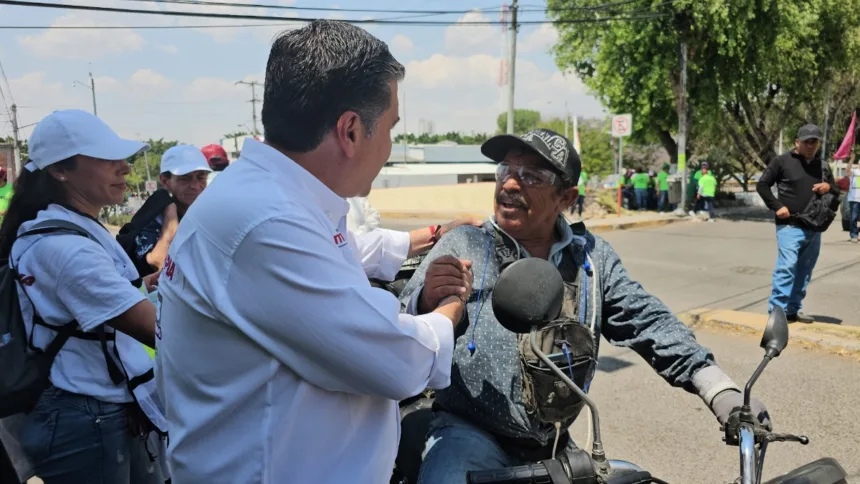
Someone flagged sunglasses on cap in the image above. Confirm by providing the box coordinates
[496,162,560,188]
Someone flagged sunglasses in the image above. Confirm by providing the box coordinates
[496,162,559,188]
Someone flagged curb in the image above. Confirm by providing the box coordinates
[680,308,860,359]
[586,216,688,234]
[377,210,490,220]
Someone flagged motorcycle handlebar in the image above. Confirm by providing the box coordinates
[466,461,659,484]
[466,462,553,484]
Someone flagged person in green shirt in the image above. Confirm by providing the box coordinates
[0,167,13,224]
[657,163,671,212]
[697,165,718,220]
[572,170,588,218]
[631,168,651,211]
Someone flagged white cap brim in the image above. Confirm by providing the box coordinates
[163,165,213,176]
[81,138,149,162]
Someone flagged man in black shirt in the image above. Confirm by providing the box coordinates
[756,124,838,323]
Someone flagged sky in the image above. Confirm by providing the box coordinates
[0,0,607,146]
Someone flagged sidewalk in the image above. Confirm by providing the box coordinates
[680,308,860,360]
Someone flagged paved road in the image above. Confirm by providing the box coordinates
[383,215,860,326]
[568,327,860,483]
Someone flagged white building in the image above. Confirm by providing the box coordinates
[376,143,496,189]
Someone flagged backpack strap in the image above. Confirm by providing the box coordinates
[13,219,126,385]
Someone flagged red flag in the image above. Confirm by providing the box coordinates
[832,111,856,160]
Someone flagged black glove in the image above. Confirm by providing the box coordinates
[710,389,772,430]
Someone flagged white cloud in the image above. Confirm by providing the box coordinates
[390,34,414,57]
[519,24,559,54]
[399,53,603,136]
[7,69,260,146]
[17,13,144,60]
[444,10,503,55]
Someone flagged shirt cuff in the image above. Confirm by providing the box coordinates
[405,285,424,315]
[411,312,455,390]
[692,365,741,407]
[374,228,411,281]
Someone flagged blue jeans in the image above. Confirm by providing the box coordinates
[701,196,716,218]
[418,411,572,484]
[657,191,669,212]
[634,189,648,210]
[16,386,164,484]
[849,201,860,239]
[768,225,822,316]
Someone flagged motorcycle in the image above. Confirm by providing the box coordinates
[391,257,848,484]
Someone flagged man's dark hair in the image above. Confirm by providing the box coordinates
[262,20,406,153]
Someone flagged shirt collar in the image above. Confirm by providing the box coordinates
[240,139,349,224]
[489,215,577,266]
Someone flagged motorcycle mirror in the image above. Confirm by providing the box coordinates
[761,306,790,358]
[491,258,564,334]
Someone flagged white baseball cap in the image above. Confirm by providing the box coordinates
[26,109,149,172]
[160,145,213,176]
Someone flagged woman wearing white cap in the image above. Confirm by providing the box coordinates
[0,110,167,483]
[120,145,212,278]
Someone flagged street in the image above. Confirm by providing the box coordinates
[569,327,860,483]
[384,214,860,326]
[384,214,860,482]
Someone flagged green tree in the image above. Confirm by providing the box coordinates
[0,136,28,157]
[126,138,179,194]
[549,0,860,169]
[496,109,542,134]
[393,131,490,145]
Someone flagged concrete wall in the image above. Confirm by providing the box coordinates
[372,174,457,189]
[367,182,496,213]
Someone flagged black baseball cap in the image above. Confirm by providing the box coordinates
[481,128,581,183]
[796,124,823,141]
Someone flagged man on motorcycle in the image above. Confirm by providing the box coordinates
[398,128,771,484]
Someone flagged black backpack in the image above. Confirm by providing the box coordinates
[0,220,100,418]
[116,189,175,278]
[794,161,842,232]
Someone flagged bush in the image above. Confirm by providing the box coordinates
[106,213,132,227]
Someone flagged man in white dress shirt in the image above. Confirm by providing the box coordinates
[156,20,472,483]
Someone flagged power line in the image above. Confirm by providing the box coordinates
[118,0,499,15]
[0,0,668,26]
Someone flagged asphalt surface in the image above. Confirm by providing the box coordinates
[383,214,860,326]
[568,327,860,483]
[384,214,860,482]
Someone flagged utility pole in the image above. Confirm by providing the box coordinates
[236,81,262,137]
[678,42,688,211]
[10,103,21,177]
[73,68,97,116]
[822,83,830,162]
[505,0,518,134]
[564,101,569,139]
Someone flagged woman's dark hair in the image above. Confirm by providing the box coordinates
[0,157,76,259]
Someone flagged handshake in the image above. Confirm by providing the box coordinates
[418,255,474,327]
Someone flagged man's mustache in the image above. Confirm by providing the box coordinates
[496,192,528,209]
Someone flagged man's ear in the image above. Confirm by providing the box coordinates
[558,187,578,211]
[334,111,363,159]
[159,173,170,187]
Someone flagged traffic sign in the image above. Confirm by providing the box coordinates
[145,180,157,193]
[611,114,633,137]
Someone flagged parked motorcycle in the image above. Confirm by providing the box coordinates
[460,258,847,484]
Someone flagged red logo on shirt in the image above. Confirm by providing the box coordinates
[17,274,35,286]
[333,233,346,247]
[164,254,176,281]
